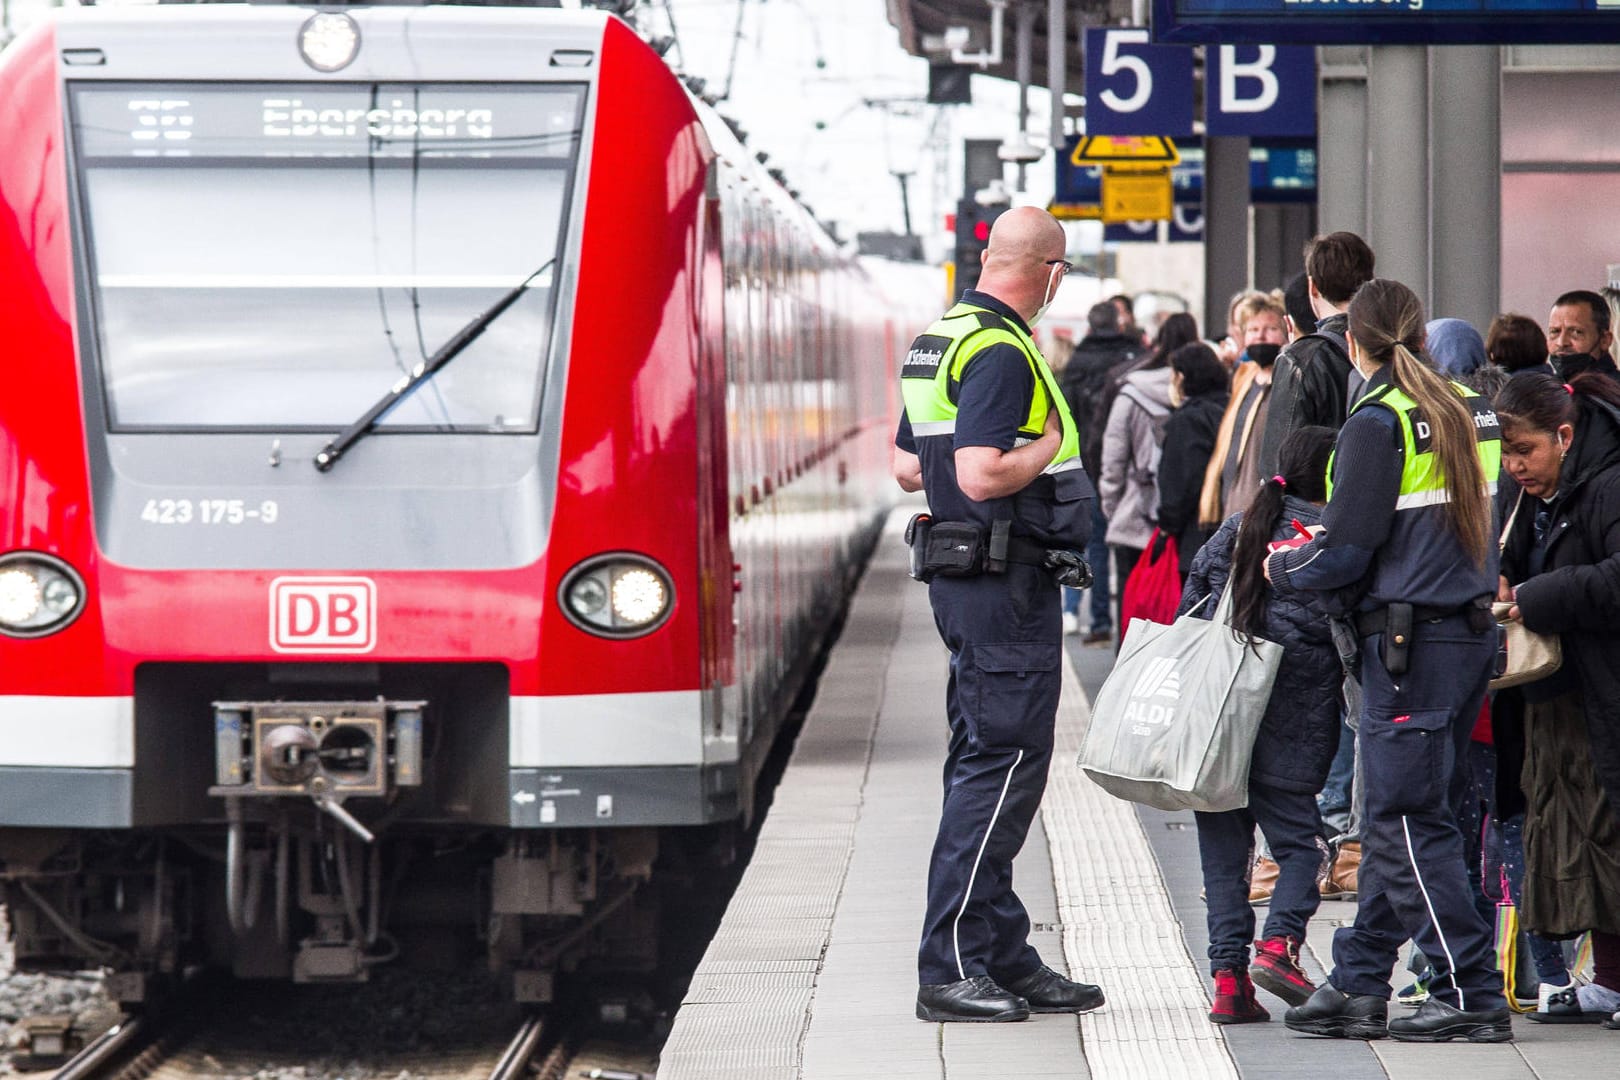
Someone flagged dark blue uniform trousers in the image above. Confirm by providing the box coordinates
[1330,617,1506,1011]
[1195,783,1328,974]
[919,563,1060,986]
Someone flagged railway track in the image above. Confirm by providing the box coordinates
[48,1003,566,1080]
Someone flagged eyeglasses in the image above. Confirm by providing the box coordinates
[1533,508,1551,543]
[1044,259,1074,273]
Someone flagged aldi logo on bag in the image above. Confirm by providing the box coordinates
[1125,656,1181,734]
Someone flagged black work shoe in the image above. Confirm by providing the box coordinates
[1388,998,1513,1043]
[916,976,1030,1023]
[1283,984,1389,1040]
[998,964,1106,1014]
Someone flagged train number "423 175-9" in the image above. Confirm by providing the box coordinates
[140,498,281,525]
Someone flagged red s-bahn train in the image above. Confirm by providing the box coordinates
[0,3,907,998]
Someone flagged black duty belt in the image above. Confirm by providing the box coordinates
[1355,597,1493,638]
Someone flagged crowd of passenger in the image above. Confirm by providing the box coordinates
[1055,234,1620,1034]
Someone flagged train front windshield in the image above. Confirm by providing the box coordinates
[69,83,585,432]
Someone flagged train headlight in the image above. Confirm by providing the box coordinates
[0,553,86,638]
[559,555,674,638]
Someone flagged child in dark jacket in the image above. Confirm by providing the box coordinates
[1177,425,1342,1023]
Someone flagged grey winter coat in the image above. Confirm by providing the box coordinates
[1176,497,1343,794]
[1100,368,1173,549]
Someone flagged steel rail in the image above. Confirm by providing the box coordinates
[487,1012,546,1080]
[48,1015,143,1080]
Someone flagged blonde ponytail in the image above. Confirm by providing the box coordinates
[1390,343,1491,566]
[1349,281,1491,566]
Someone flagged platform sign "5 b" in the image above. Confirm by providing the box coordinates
[1084,29,1315,140]
[1084,29,1194,138]
[270,576,377,653]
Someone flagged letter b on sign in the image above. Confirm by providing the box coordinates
[1206,45,1315,138]
[271,577,376,653]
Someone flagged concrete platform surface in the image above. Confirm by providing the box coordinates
[658,511,1617,1078]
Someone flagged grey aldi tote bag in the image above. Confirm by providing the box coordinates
[1077,588,1282,812]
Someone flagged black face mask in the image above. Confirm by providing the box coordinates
[1246,343,1282,369]
[1552,350,1608,381]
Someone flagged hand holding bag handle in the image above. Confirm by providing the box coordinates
[1491,489,1562,690]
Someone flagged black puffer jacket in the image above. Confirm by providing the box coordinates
[1176,497,1342,794]
[1501,394,1620,817]
[1156,391,1228,565]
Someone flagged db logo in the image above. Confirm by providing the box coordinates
[269,577,376,653]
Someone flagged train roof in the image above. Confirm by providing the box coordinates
[43,4,612,81]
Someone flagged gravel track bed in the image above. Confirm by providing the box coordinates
[1,906,531,1079]
[0,904,114,1074]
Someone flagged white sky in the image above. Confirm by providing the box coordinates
[658,0,1054,242]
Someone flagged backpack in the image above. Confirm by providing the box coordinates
[1073,348,1142,477]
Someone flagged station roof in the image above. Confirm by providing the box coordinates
[885,0,1127,90]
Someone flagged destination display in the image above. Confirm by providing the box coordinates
[1153,0,1620,45]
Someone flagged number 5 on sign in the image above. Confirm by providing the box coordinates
[1084,28,1194,138]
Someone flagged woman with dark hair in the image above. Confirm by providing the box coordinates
[1157,342,1230,573]
[1496,371,1620,1023]
[1266,279,1511,1043]
[1178,426,1341,1024]
[1487,313,1552,375]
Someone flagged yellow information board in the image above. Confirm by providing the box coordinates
[1101,168,1173,223]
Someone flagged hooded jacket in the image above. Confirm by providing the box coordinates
[1099,367,1173,549]
[1501,392,1620,819]
[1176,496,1342,794]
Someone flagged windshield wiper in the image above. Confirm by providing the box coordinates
[313,259,556,472]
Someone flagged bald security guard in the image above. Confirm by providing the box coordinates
[894,207,1106,1023]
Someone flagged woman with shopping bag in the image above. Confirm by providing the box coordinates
[1179,426,1341,1024]
[1265,279,1512,1043]
[1494,371,1620,1025]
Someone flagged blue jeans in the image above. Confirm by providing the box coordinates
[1318,714,1356,836]
[1196,782,1328,974]
[1063,503,1112,631]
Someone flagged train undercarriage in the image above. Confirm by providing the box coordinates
[0,669,727,1004]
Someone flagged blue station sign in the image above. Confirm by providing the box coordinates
[1153,0,1620,46]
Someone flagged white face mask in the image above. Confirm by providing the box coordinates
[1029,262,1063,327]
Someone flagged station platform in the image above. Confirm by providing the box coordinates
[656,509,1615,1080]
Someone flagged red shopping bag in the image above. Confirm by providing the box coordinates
[1119,530,1180,646]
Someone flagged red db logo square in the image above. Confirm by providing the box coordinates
[270,577,376,654]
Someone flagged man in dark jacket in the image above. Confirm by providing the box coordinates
[1059,301,1140,642]
[1259,232,1375,478]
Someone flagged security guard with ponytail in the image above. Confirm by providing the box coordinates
[892,207,1104,1024]
[1267,279,1513,1043]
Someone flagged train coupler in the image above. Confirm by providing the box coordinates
[208,699,426,809]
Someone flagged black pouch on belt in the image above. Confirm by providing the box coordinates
[920,521,987,579]
[1381,601,1413,677]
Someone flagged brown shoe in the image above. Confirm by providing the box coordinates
[1248,856,1279,905]
[1323,840,1360,900]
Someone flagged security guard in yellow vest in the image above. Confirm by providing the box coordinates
[893,207,1103,1024]
[1266,280,1513,1043]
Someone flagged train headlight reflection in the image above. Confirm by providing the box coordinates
[0,553,86,638]
[298,12,361,73]
[560,555,674,638]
